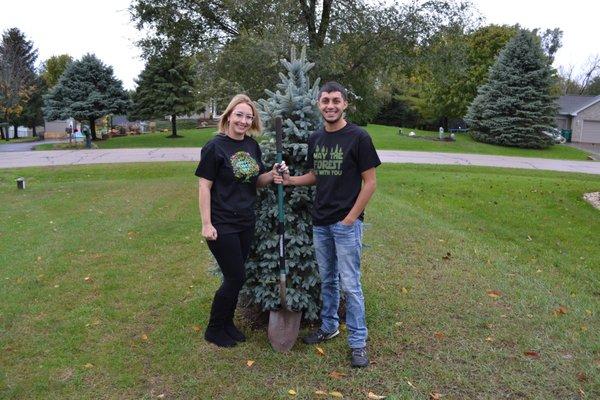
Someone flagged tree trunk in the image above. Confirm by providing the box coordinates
[13,124,19,139]
[89,118,98,140]
[167,114,182,138]
[0,127,4,140]
[32,125,37,138]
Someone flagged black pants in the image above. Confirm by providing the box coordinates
[205,228,254,328]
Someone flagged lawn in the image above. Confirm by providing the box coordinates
[367,124,588,160]
[0,163,598,399]
[32,124,591,160]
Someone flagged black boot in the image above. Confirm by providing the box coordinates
[224,296,246,342]
[204,293,237,347]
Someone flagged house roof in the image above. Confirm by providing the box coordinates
[557,95,600,116]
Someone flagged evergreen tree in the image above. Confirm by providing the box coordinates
[44,54,130,140]
[129,49,196,138]
[0,27,38,140]
[466,30,557,149]
[242,48,322,321]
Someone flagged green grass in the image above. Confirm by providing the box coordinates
[33,124,591,160]
[368,124,588,160]
[1,163,598,399]
[34,128,219,150]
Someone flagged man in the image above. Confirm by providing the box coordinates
[275,81,380,368]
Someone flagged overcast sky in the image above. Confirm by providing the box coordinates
[1,0,597,90]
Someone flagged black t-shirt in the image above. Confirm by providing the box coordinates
[307,123,381,226]
[195,134,266,234]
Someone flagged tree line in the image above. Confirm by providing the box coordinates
[1,0,598,142]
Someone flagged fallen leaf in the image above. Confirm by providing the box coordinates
[434,332,445,339]
[84,276,92,282]
[288,389,297,396]
[83,363,94,369]
[577,372,587,382]
[581,325,588,332]
[526,235,532,241]
[487,290,502,298]
[485,336,494,342]
[193,325,202,333]
[524,350,540,358]
[430,393,442,400]
[401,287,408,294]
[314,390,327,396]
[157,395,165,399]
[329,371,347,379]
[246,360,255,368]
[316,346,325,356]
[329,391,343,398]
[368,392,386,399]
[37,256,42,261]
[554,306,568,316]
[141,334,148,341]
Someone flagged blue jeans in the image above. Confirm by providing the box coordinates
[313,220,367,348]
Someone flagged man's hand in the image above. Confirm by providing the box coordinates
[202,224,218,241]
[340,216,356,226]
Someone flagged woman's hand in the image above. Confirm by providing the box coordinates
[273,161,290,185]
[202,224,218,241]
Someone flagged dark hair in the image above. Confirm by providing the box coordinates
[318,81,347,101]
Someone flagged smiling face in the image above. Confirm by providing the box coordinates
[318,91,348,129]
[227,103,255,138]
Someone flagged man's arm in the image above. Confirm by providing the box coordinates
[341,167,377,225]
[273,167,317,186]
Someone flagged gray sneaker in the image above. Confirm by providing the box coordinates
[302,328,340,344]
[351,347,369,368]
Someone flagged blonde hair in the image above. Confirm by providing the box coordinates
[218,94,262,136]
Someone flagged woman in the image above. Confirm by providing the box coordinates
[195,94,277,347]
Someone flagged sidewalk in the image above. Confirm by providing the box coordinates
[1,148,599,175]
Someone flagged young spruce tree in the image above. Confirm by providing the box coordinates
[466,30,557,149]
[242,47,322,321]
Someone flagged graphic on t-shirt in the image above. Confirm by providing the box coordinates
[313,144,344,176]
[230,151,259,182]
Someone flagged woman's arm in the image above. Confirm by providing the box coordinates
[256,169,275,188]
[198,178,217,240]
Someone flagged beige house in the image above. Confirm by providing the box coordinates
[555,95,600,144]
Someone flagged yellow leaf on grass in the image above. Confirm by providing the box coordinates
[329,370,347,379]
[554,306,568,316]
[84,276,92,282]
[288,389,297,395]
[141,334,148,341]
[83,363,94,369]
[193,325,202,333]
[485,336,494,342]
[486,290,502,299]
[316,346,325,356]
[401,287,408,294]
[314,390,328,396]
[329,391,343,398]
[368,392,386,399]
[246,360,255,367]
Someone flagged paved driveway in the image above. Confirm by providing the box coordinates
[1,148,599,175]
